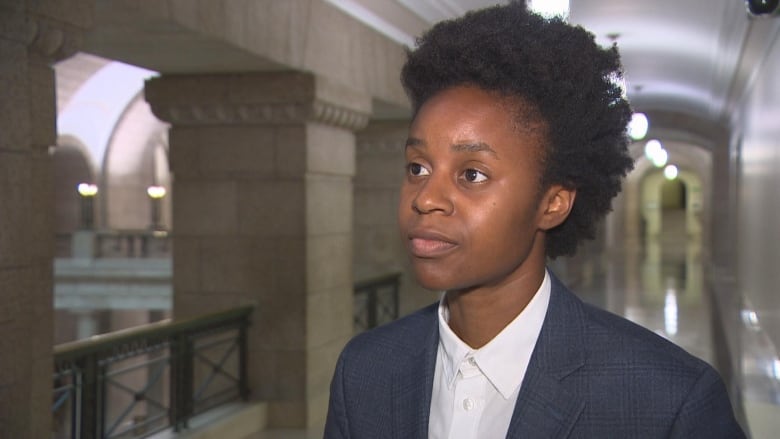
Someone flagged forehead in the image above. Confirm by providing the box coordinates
[409,86,547,154]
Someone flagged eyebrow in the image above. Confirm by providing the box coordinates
[405,137,499,159]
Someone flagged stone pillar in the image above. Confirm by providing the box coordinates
[0,2,91,438]
[145,71,370,429]
[355,121,438,316]
[75,310,98,339]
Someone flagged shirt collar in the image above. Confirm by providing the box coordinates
[437,270,552,399]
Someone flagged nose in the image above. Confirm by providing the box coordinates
[411,174,454,215]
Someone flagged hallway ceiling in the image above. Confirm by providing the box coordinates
[329,0,778,125]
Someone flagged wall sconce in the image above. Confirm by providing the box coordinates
[77,183,98,229]
[146,185,167,230]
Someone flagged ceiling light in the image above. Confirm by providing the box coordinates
[652,149,668,168]
[528,0,569,19]
[663,165,678,180]
[628,113,649,140]
[644,139,668,168]
[644,139,662,159]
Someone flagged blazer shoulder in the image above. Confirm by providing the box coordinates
[342,302,438,360]
[580,299,710,373]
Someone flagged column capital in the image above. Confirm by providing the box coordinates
[27,16,83,62]
[145,72,373,131]
[0,4,91,63]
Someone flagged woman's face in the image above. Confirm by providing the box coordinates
[399,85,567,293]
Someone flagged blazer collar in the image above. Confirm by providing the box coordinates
[506,271,588,438]
[390,272,588,439]
[391,304,439,439]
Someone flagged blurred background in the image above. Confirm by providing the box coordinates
[2,0,778,437]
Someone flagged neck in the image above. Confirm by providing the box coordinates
[446,241,547,349]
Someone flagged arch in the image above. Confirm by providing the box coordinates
[102,93,170,230]
[56,59,157,174]
[616,137,711,248]
[640,169,703,239]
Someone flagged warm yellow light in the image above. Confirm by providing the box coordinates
[77,183,98,197]
[146,185,167,199]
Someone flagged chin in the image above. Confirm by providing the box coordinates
[412,267,463,292]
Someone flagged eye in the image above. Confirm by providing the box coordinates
[408,162,431,177]
[463,168,488,183]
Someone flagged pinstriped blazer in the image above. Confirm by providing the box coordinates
[324,272,745,438]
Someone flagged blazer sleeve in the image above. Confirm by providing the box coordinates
[668,366,746,438]
[324,351,350,439]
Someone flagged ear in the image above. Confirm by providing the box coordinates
[537,185,576,231]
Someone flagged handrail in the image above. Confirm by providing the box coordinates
[53,305,253,439]
[353,272,402,292]
[52,269,402,438]
[54,306,253,361]
[56,229,171,259]
[353,272,401,332]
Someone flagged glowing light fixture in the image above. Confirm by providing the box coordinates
[528,0,569,19]
[77,182,98,197]
[628,113,649,140]
[146,185,167,231]
[653,149,668,168]
[644,139,668,167]
[76,183,98,229]
[146,185,167,199]
[663,165,678,180]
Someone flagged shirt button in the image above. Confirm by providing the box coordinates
[463,398,475,411]
[467,357,476,366]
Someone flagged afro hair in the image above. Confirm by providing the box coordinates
[401,2,635,258]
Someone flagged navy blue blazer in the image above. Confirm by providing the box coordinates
[324,272,745,438]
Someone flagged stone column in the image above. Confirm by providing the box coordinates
[145,71,370,429]
[0,2,91,438]
[355,121,438,316]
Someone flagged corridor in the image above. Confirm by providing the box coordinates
[571,213,780,438]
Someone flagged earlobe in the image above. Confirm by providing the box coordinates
[539,186,576,230]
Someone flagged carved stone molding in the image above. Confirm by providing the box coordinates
[145,72,373,132]
[151,100,370,131]
[310,100,370,131]
[27,16,82,62]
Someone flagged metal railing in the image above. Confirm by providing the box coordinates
[51,271,401,438]
[353,272,401,332]
[56,230,171,259]
[94,230,171,258]
[52,306,252,439]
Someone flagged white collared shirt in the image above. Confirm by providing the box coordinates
[428,271,551,439]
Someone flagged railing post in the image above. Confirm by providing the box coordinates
[367,287,377,329]
[239,317,250,400]
[78,353,100,439]
[170,332,193,431]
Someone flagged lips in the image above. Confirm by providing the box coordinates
[407,230,458,258]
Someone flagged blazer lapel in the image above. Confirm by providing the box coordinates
[506,272,587,438]
[391,307,439,439]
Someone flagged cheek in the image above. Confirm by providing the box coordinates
[398,186,412,221]
[472,200,536,250]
